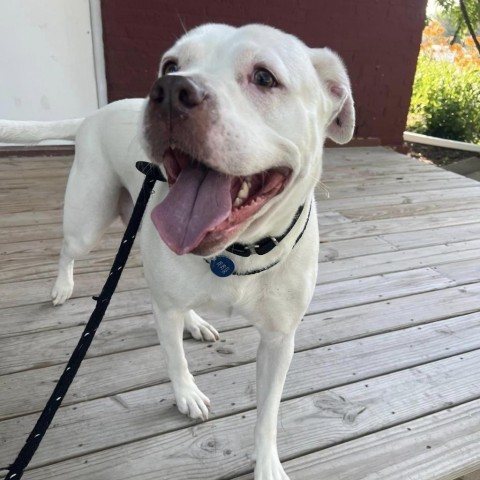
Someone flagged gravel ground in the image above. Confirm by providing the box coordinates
[406,142,478,167]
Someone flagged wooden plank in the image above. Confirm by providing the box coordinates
[0,219,123,243]
[3,276,480,376]
[0,315,156,375]
[0,212,125,245]
[319,235,396,261]
[433,259,480,285]
[0,251,142,284]
[2,223,398,284]
[0,266,147,309]
[0,254,452,312]
[0,309,248,376]
[322,167,447,184]
[0,261,459,374]
[280,400,480,480]
[5,345,475,470]
[1,174,70,188]
[317,239,480,284]
[2,306,479,421]
[324,170,463,185]
[0,166,70,181]
[310,267,454,313]
[0,242,142,284]
[0,156,72,171]
[0,233,395,285]
[317,211,351,225]
[319,209,480,242]
[322,146,431,166]
[4,345,473,468]
[1,339,478,469]
[3,270,479,344]
[316,185,480,213]
[308,283,480,344]
[4,254,473,374]
[322,178,472,199]
[340,197,480,222]
[322,161,437,177]
[1,209,64,228]
[0,195,64,216]
[0,223,62,243]
[17,350,480,479]
[382,223,480,249]
[0,248,449,308]
[0,288,154,338]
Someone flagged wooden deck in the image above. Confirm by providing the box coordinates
[2,147,480,479]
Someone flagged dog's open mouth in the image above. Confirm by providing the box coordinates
[150,148,291,255]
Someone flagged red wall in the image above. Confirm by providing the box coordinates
[101,0,427,146]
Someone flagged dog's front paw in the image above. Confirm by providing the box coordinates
[254,456,290,480]
[51,278,74,306]
[184,311,219,342]
[173,379,211,421]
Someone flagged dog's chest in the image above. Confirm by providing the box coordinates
[180,273,261,316]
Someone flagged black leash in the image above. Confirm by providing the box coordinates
[5,161,165,480]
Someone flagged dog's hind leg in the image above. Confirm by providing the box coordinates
[184,310,219,342]
[51,242,76,306]
[52,159,124,305]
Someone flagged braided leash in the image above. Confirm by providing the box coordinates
[5,162,165,480]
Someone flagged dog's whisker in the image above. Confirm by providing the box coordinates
[317,181,330,199]
[176,13,188,34]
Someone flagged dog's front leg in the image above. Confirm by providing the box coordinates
[253,326,296,480]
[152,301,210,420]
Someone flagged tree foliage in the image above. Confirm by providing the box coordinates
[434,0,480,53]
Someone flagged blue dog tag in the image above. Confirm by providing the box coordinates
[210,256,235,277]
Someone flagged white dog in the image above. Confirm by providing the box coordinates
[1,23,354,479]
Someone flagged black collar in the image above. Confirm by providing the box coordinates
[207,202,312,277]
[225,204,306,257]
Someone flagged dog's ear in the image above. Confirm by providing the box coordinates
[310,48,355,144]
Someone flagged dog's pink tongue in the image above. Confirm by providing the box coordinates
[151,165,232,254]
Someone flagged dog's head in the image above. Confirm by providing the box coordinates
[142,23,354,257]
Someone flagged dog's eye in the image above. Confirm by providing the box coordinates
[253,68,278,88]
[162,61,179,76]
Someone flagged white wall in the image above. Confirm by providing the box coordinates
[0,0,99,121]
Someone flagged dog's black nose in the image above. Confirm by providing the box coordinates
[149,76,206,113]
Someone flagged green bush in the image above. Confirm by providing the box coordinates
[407,52,480,144]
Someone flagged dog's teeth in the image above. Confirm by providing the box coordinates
[238,181,250,199]
[233,180,251,207]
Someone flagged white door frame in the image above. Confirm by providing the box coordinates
[89,0,108,108]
